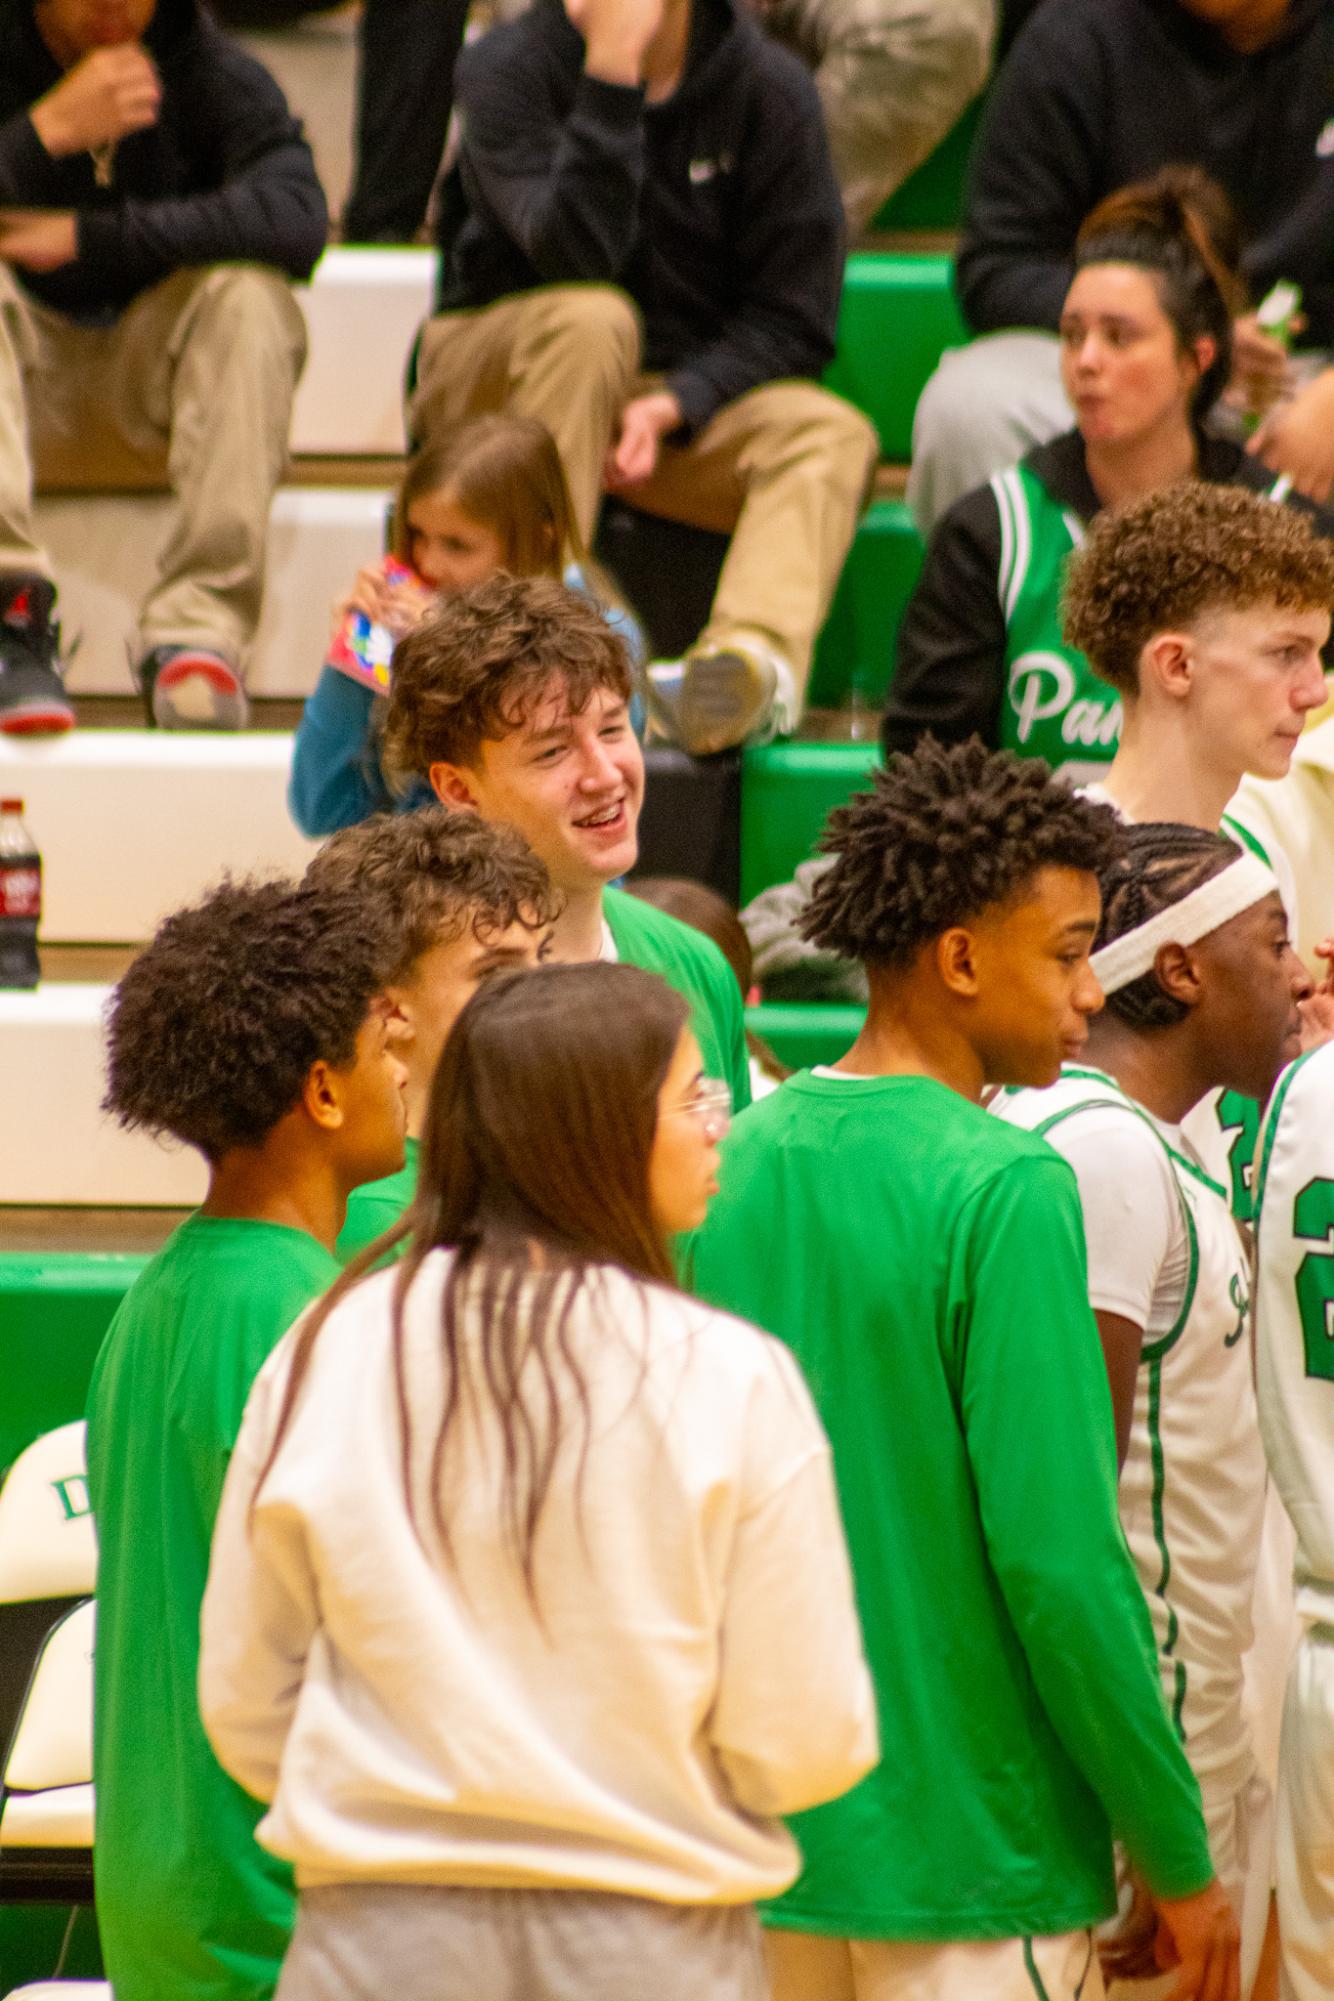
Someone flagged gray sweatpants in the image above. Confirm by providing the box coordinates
[276,1882,769,2001]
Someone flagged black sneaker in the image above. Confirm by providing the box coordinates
[0,576,75,736]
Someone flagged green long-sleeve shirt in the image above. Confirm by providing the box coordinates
[691,1071,1212,1940]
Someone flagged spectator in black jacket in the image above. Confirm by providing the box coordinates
[908,0,1334,533]
[0,0,326,733]
[411,0,878,756]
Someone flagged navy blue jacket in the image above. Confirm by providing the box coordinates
[437,0,845,437]
[0,0,327,321]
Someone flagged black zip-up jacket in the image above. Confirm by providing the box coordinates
[0,0,327,323]
[884,429,1334,755]
[958,0,1334,345]
[437,0,845,437]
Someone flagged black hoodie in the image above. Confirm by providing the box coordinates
[0,0,327,323]
[437,0,845,437]
[958,0,1334,346]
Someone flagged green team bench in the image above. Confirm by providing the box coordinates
[808,493,923,713]
[740,742,882,905]
[824,253,967,462]
[871,96,984,235]
[746,1002,864,1072]
[0,1255,143,1472]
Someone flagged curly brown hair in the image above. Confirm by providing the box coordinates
[802,737,1124,970]
[384,573,632,776]
[1063,483,1334,694]
[103,878,394,1163]
[305,808,561,983]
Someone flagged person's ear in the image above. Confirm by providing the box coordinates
[1188,334,1215,385]
[936,925,982,999]
[429,761,481,811]
[1152,940,1203,1009]
[381,985,415,1047]
[1140,631,1194,703]
[301,1057,346,1132]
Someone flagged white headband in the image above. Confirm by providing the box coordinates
[1090,851,1280,996]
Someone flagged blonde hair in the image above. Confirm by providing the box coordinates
[392,414,582,581]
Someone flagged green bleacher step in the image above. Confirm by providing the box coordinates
[809,496,923,711]
[0,1253,144,1469]
[747,1002,866,1073]
[825,253,967,462]
[740,742,882,906]
[871,97,984,233]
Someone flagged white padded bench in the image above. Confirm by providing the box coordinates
[0,732,316,943]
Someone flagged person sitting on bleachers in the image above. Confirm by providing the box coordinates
[411,0,878,756]
[750,0,996,235]
[0,0,326,734]
[288,414,644,838]
[909,0,1334,534]
[384,571,752,1109]
[886,169,1334,777]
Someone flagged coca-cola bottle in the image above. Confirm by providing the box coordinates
[0,798,41,989]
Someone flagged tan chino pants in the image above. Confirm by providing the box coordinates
[412,283,878,702]
[0,261,307,666]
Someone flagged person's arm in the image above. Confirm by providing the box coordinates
[199,1349,319,1805]
[289,665,393,838]
[954,9,1103,335]
[73,33,327,294]
[452,5,651,288]
[663,55,845,436]
[883,483,1007,758]
[956,1155,1215,1895]
[709,1337,879,1816]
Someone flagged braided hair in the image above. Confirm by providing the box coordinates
[801,737,1123,970]
[1093,821,1241,1029]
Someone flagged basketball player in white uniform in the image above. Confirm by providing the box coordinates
[997,824,1312,1996]
[1255,1042,1334,2001]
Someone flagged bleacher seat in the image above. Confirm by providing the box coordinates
[825,254,966,463]
[870,97,984,234]
[0,986,205,1207]
[4,1986,109,1999]
[0,733,315,943]
[807,496,922,712]
[0,1601,95,1904]
[747,1002,865,1073]
[290,246,435,458]
[0,1263,142,1475]
[740,743,880,906]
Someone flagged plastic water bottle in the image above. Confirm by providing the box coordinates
[0,797,41,989]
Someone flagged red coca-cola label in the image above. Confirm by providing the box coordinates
[0,861,41,920]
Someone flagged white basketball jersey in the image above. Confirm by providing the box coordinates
[1255,1043,1334,1631]
[998,1070,1265,1787]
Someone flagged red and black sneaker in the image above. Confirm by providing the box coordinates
[138,644,249,730]
[0,576,75,737]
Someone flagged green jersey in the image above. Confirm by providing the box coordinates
[690,1073,1211,1940]
[86,1216,341,2001]
[604,887,751,1112]
[337,1136,420,1264]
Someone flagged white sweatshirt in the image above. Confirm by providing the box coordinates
[199,1254,877,1903]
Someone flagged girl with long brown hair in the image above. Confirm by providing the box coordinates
[199,961,875,2001]
[289,412,644,838]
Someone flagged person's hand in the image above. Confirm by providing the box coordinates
[0,209,77,272]
[565,0,664,84]
[1298,937,1334,1049]
[1153,1879,1240,2001]
[1249,365,1334,504]
[29,44,161,158]
[331,564,434,640]
[1229,312,1294,421]
[1098,1870,1160,1984]
[604,390,682,489]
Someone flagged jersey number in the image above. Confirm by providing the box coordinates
[1217,1090,1260,1220]
[1295,1176,1334,1381]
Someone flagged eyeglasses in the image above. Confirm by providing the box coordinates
[671,1078,732,1136]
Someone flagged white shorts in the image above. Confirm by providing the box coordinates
[1276,1631,1334,2001]
[764,1927,1104,2001]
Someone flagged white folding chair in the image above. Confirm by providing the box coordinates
[0,1599,94,1902]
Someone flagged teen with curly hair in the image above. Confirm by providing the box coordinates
[303,809,559,1261]
[385,572,750,1111]
[87,878,408,2001]
[996,823,1314,1993]
[199,963,875,2001]
[691,740,1239,2001]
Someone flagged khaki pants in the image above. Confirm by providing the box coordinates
[0,262,307,666]
[411,284,878,702]
[766,1926,1105,2001]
